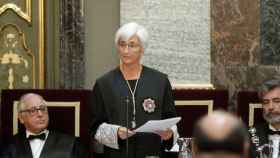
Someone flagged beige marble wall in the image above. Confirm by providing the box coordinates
[120,0,211,86]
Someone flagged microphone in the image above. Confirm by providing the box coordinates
[125,96,130,158]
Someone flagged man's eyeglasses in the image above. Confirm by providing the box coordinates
[20,105,48,116]
[118,43,140,50]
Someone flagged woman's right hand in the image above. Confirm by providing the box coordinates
[117,127,135,140]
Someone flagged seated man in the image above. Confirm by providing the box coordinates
[193,110,250,158]
[5,93,88,158]
[249,78,280,157]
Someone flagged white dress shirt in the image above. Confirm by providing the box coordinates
[26,130,49,158]
[269,125,280,158]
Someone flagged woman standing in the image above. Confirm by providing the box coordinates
[90,22,178,158]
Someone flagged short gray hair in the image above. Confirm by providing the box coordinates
[115,22,148,49]
[258,78,280,99]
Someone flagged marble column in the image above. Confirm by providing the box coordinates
[59,0,85,89]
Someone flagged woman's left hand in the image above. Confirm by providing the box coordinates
[155,128,173,140]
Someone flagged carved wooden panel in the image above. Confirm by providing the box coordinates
[0,0,45,90]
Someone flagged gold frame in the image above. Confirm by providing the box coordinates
[248,103,262,127]
[39,0,44,88]
[13,101,81,136]
[0,0,32,23]
[0,0,45,88]
[175,100,214,114]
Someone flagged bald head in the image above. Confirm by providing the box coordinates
[198,111,241,140]
[193,111,249,157]
[18,93,45,111]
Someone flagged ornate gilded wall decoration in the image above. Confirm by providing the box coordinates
[0,24,35,89]
[0,0,32,23]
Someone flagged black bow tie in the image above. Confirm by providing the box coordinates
[27,133,46,140]
[268,129,280,135]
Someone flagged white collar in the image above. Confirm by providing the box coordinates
[269,124,280,131]
[26,129,49,138]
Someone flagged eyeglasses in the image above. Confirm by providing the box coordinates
[118,43,140,50]
[20,105,48,116]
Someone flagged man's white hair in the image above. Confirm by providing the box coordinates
[18,93,45,112]
[115,22,148,49]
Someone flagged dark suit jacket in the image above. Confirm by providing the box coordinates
[6,131,88,158]
[249,123,270,158]
[0,141,7,158]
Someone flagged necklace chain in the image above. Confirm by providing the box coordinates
[125,72,140,128]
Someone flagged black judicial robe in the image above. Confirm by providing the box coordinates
[90,66,177,158]
[6,131,88,158]
[249,123,270,158]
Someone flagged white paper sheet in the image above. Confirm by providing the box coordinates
[133,117,181,133]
